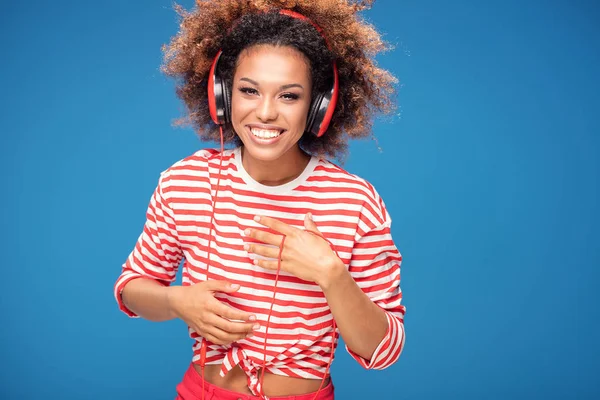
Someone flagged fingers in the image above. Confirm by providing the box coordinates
[245,247,285,271]
[252,258,280,271]
[194,308,259,345]
[244,242,281,260]
[209,313,259,335]
[199,325,250,346]
[212,299,256,322]
[203,280,241,293]
[303,212,320,233]
[253,215,297,236]
[179,281,262,346]
[245,227,284,246]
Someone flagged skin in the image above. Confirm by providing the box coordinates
[121,45,389,397]
[231,44,313,186]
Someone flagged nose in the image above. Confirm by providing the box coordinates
[255,96,278,122]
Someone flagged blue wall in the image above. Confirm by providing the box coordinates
[1,0,598,398]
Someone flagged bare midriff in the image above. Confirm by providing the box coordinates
[193,364,330,397]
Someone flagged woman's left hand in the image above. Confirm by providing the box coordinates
[243,213,344,288]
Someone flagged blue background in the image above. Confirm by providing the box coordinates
[1,0,598,399]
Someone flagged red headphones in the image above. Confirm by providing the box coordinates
[207,9,339,138]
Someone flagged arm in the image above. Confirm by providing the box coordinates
[323,220,406,369]
[114,171,257,343]
[247,213,406,369]
[320,261,389,361]
[114,171,183,319]
[120,277,179,322]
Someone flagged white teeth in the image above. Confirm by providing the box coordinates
[250,128,282,139]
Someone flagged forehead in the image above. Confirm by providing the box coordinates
[234,45,311,85]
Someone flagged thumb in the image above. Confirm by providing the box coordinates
[204,280,240,293]
[304,212,320,233]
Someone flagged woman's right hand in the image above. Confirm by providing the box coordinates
[167,280,259,345]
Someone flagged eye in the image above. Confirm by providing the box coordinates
[280,93,300,101]
[239,87,258,96]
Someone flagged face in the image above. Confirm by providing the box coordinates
[230,44,312,163]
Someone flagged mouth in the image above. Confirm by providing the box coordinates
[246,125,286,144]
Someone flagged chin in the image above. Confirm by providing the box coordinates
[241,141,293,162]
[237,129,302,162]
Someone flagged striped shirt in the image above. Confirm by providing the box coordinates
[114,147,405,395]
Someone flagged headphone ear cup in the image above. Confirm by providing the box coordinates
[308,90,336,138]
[223,79,232,124]
[306,92,324,136]
[215,74,227,125]
[307,62,339,138]
[208,51,227,125]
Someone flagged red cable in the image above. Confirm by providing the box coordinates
[257,234,286,398]
[200,125,225,400]
[257,230,340,400]
[304,230,339,400]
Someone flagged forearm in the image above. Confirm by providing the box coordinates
[320,261,388,361]
[121,277,179,322]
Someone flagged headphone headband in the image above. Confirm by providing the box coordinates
[208,9,339,138]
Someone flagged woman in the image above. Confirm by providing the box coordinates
[114,1,405,399]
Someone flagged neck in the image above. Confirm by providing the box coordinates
[241,145,311,186]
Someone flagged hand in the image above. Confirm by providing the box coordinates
[167,280,259,346]
[243,213,344,288]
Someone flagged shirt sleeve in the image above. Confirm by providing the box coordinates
[114,171,184,317]
[345,216,406,370]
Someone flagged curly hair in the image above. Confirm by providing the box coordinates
[161,0,397,161]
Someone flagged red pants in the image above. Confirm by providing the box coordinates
[175,363,335,400]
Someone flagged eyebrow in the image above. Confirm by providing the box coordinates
[239,77,304,90]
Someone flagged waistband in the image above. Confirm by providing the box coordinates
[177,362,335,400]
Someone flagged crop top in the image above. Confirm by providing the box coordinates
[114,147,406,395]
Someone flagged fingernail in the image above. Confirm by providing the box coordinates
[243,244,249,251]
[230,284,240,290]
[247,332,254,337]
[253,216,260,222]
[245,228,251,236]
[253,323,261,330]
[308,212,313,219]
[248,315,256,321]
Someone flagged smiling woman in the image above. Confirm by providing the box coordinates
[232,45,313,183]
[113,1,405,400]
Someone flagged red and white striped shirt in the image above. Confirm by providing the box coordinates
[114,147,405,395]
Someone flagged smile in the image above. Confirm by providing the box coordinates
[250,127,284,139]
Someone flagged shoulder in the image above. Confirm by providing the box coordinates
[311,158,391,228]
[163,147,231,175]
[156,147,236,195]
